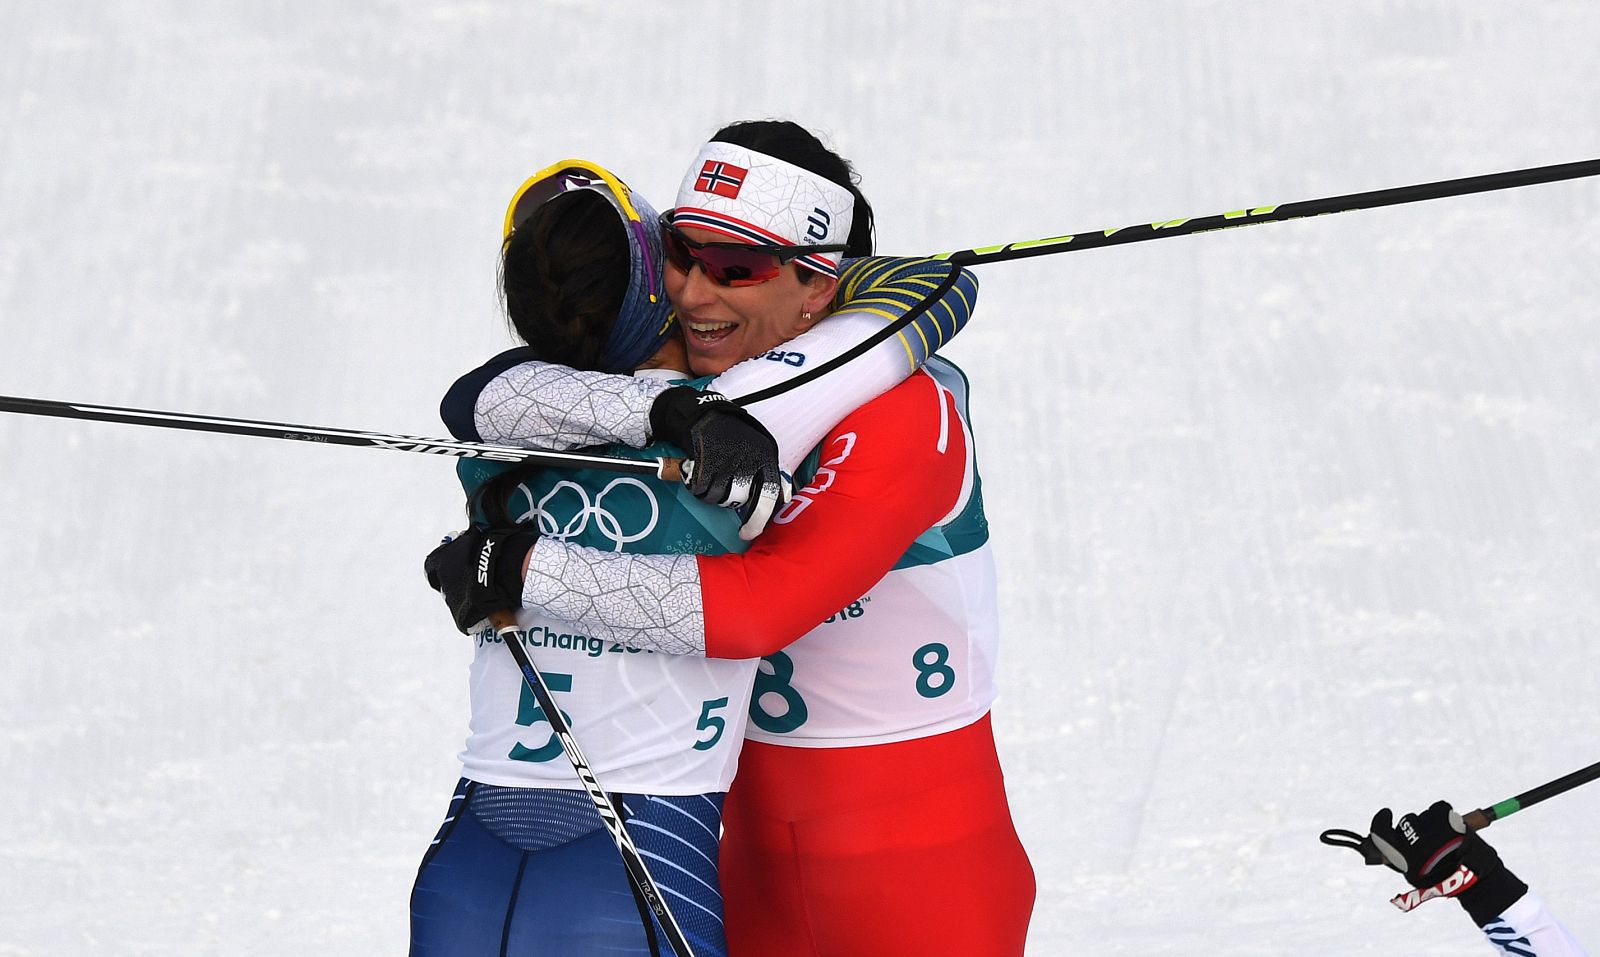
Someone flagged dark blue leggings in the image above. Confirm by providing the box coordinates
[410,779,728,956]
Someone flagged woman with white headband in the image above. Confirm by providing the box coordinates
[430,120,1035,955]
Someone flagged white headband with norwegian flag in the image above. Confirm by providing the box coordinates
[671,141,856,277]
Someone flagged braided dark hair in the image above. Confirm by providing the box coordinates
[478,188,631,525]
[500,188,629,371]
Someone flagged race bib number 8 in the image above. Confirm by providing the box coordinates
[748,652,808,734]
[913,642,955,698]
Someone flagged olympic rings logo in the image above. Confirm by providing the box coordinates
[512,477,661,552]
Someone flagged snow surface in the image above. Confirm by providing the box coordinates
[2,2,1598,954]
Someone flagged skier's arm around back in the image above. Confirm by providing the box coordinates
[514,370,969,657]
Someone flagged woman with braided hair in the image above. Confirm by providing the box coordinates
[411,165,754,957]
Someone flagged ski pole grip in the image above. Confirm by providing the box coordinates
[1462,809,1492,831]
[489,611,519,634]
[658,457,685,483]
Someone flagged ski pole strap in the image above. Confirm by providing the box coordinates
[1319,827,1385,865]
[731,260,962,408]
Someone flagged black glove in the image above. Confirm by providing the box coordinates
[649,386,792,540]
[1368,801,1527,923]
[423,525,539,634]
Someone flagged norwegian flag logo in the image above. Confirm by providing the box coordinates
[695,160,747,199]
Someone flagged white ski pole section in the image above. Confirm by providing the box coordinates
[0,393,680,478]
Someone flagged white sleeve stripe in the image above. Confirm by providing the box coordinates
[932,379,975,527]
[934,376,950,454]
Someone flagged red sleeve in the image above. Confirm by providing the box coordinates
[696,371,968,658]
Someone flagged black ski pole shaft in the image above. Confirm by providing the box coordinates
[738,157,1600,408]
[487,612,695,957]
[0,393,684,481]
[1462,759,1600,832]
[936,157,1600,266]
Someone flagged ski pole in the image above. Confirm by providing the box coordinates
[1461,758,1600,832]
[0,393,684,481]
[937,156,1600,266]
[18,160,1600,416]
[737,157,1600,406]
[486,610,695,957]
[1320,758,1600,865]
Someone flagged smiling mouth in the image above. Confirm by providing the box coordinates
[686,320,738,344]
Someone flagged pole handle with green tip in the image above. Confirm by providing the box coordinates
[1462,759,1600,832]
[1322,758,1600,865]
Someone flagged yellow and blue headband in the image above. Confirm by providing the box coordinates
[503,159,675,372]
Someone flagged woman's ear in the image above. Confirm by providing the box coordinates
[800,275,839,326]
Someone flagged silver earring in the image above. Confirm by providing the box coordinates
[802,311,812,322]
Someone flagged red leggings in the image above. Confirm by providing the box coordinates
[720,714,1035,956]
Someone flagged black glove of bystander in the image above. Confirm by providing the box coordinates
[650,386,792,540]
[423,525,540,634]
[1369,800,1528,923]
